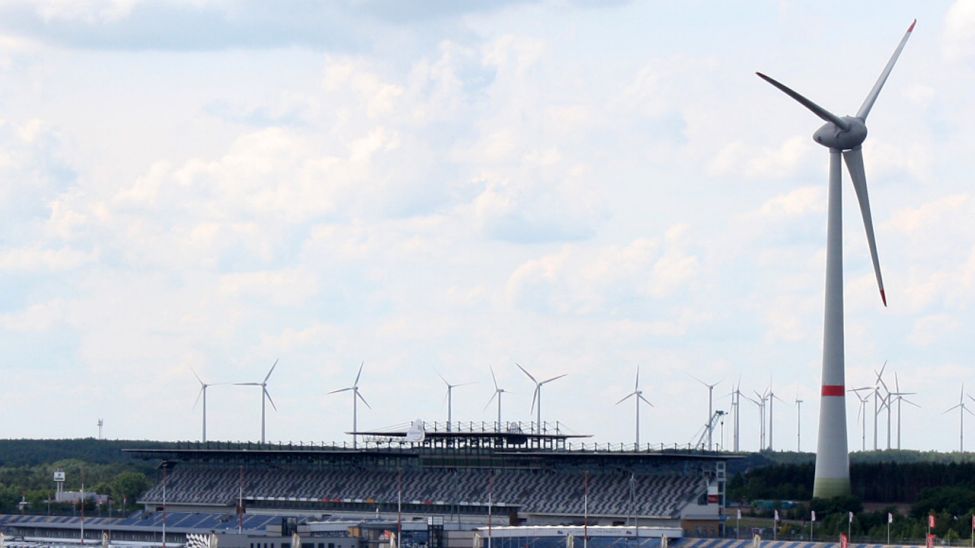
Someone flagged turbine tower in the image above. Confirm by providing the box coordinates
[795,395,803,452]
[234,360,279,444]
[192,368,227,443]
[438,373,473,432]
[329,361,370,449]
[616,365,654,450]
[485,366,508,431]
[757,20,915,497]
[944,385,972,452]
[516,363,566,434]
[691,375,720,450]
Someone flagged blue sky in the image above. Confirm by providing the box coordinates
[1,1,973,453]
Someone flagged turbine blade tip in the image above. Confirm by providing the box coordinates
[908,19,916,33]
[881,288,887,307]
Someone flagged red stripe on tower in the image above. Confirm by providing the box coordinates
[822,385,845,397]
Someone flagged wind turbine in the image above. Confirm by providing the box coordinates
[848,386,872,452]
[869,362,892,450]
[753,389,770,450]
[234,360,279,444]
[192,368,227,443]
[690,375,720,450]
[485,366,508,431]
[617,365,654,450]
[891,372,919,450]
[438,373,474,432]
[516,363,566,435]
[766,383,786,451]
[757,20,915,497]
[727,380,745,452]
[741,393,764,451]
[944,385,973,452]
[329,361,370,449]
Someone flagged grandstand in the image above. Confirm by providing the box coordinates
[128,426,730,534]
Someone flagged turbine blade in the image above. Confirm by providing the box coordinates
[490,366,499,390]
[264,358,279,383]
[904,398,921,409]
[264,388,278,411]
[856,19,916,120]
[438,372,449,388]
[235,382,261,386]
[355,361,364,386]
[843,147,886,306]
[635,366,640,391]
[755,72,850,130]
[191,367,203,385]
[357,391,372,409]
[516,363,537,383]
[617,392,636,405]
[944,404,962,414]
[530,386,539,413]
[895,371,901,394]
[639,394,654,407]
[329,387,353,394]
[192,387,204,410]
[484,392,497,410]
[540,374,567,385]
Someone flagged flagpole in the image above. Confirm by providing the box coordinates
[848,511,852,543]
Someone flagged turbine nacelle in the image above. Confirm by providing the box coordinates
[813,117,867,150]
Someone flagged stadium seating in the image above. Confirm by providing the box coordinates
[140,465,705,518]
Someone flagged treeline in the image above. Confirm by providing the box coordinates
[729,461,975,503]
[0,439,168,515]
[0,438,174,467]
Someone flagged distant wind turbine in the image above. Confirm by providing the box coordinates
[891,372,919,450]
[848,386,872,452]
[192,368,228,443]
[616,365,654,450]
[438,372,474,432]
[516,363,566,435]
[690,375,720,450]
[485,366,508,430]
[329,361,371,448]
[234,360,279,444]
[943,385,972,452]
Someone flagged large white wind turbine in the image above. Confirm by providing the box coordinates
[329,361,371,448]
[944,385,972,452]
[191,369,227,443]
[516,363,566,434]
[438,373,474,432]
[485,366,508,430]
[234,359,279,444]
[757,20,915,497]
[616,365,654,450]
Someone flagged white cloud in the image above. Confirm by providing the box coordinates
[944,0,975,63]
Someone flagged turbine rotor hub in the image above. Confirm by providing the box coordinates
[813,116,867,150]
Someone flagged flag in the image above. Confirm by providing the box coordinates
[929,514,936,528]
[849,511,854,524]
[811,510,816,522]
[889,513,894,524]
[774,510,780,522]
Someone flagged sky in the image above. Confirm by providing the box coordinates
[1,0,973,453]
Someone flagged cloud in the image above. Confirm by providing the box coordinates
[944,0,975,63]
